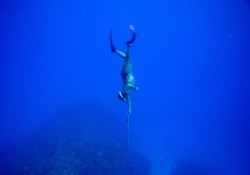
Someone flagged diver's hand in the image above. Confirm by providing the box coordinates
[127,110,131,116]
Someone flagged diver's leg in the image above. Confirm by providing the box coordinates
[115,50,126,58]
[110,30,126,58]
[121,59,132,78]
[125,44,132,59]
[125,25,137,59]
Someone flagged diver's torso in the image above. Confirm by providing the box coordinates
[121,74,135,94]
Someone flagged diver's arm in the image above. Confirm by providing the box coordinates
[127,96,132,116]
[128,84,139,91]
[110,29,126,58]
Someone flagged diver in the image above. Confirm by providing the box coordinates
[110,24,139,116]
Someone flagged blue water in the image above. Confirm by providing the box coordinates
[0,0,250,174]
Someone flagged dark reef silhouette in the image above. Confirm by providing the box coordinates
[169,160,222,175]
[0,101,151,175]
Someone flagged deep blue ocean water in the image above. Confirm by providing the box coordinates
[0,0,250,174]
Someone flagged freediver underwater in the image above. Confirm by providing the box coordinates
[110,24,139,144]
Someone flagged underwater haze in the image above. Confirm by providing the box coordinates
[0,0,250,174]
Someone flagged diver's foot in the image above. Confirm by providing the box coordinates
[126,24,137,45]
[111,43,116,52]
[110,30,116,52]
